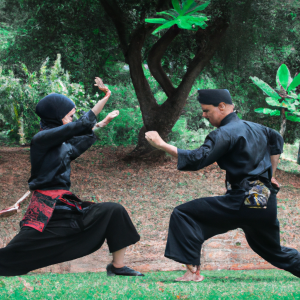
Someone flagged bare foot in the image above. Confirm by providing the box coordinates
[175,265,204,282]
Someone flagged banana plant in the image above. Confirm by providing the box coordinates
[145,0,210,35]
[250,64,300,136]
[250,64,300,164]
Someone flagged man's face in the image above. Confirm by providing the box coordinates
[201,104,223,127]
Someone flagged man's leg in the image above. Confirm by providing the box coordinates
[165,196,236,281]
[243,219,300,278]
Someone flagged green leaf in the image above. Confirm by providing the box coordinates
[265,97,280,107]
[156,11,177,19]
[186,1,210,15]
[173,15,208,30]
[182,0,195,15]
[277,64,292,90]
[145,18,168,24]
[255,108,280,116]
[250,76,281,99]
[287,73,300,92]
[286,114,300,122]
[172,0,182,14]
[152,20,178,35]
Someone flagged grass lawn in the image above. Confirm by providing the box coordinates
[0,270,299,299]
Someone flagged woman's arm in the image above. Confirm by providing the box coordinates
[91,77,112,116]
[93,110,119,130]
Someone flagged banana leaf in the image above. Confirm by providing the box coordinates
[265,97,280,107]
[176,16,207,30]
[287,73,300,92]
[145,18,168,24]
[186,1,210,15]
[181,0,196,15]
[156,11,176,19]
[277,64,292,90]
[286,114,300,122]
[250,76,281,99]
[255,108,280,116]
[172,0,182,15]
[152,20,178,35]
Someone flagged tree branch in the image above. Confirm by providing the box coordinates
[127,24,159,127]
[147,25,180,97]
[100,0,129,61]
[173,17,229,104]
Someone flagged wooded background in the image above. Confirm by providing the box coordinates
[0,0,299,159]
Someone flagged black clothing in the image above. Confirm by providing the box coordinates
[36,93,76,129]
[177,112,283,210]
[28,110,97,191]
[165,112,300,278]
[165,194,300,278]
[0,203,140,276]
[197,89,232,105]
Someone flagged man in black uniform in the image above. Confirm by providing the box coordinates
[145,89,300,282]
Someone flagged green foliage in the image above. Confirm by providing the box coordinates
[145,0,210,35]
[254,108,280,116]
[250,64,300,123]
[95,107,143,147]
[0,54,99,144]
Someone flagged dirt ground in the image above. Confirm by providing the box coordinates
[0,145,300,273]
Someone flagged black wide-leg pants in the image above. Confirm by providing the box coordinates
[0,202,140,276]
[165,193,300,278]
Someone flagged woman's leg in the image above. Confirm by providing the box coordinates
[112,247,126,268]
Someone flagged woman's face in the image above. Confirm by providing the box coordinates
[62,108,76,125]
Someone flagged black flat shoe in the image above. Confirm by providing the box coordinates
[106,263,144,277]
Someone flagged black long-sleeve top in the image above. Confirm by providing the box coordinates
[28,110,97,191]
[178,113,284,188]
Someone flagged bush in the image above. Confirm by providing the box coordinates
[0,54,103,144]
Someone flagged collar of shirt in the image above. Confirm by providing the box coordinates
[220,112,239,127]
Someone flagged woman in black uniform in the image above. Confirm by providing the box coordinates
[0,77,143,277]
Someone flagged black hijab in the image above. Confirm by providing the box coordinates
[36,93,75,130]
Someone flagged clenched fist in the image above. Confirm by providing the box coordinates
[145,131,164,149]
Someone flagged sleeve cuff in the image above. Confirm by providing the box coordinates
[81,110,97,128]
[177,148,189,170]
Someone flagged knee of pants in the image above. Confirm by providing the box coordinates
[170,207,181,220]
[103,202,126,216]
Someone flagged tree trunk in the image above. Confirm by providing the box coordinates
[279,108,286,137]
[101,1,229,159]
[297,141,300,165]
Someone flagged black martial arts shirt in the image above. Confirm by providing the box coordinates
[177,112,284,208]
[28,110,97,191]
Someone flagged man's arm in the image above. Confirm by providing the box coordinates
[270,154,280,187]
[264,127,283,188]
[145,131,178,157]
[145,130,229,171]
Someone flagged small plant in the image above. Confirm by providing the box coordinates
[250,64,300,164]
[145,0,210,35]
[250,64,300,136]
[0,54,99,144]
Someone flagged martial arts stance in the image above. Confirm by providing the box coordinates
[145,89,300,282]
[0,77,143,277]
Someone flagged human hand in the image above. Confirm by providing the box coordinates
[271,177,280,188]
[95,110,119,128]
[145,131,164,149]
[94,77,110,93]
[62,108,76,125]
